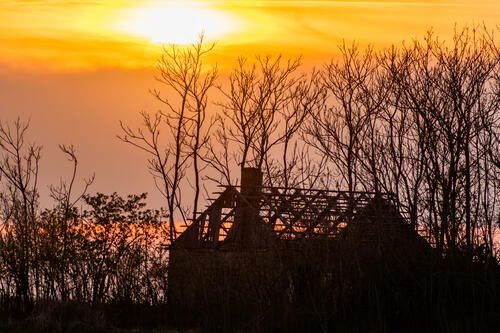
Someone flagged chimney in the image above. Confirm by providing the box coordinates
[226,167,263,248]
[240,167,263,198]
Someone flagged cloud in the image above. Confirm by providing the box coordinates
[216,0,494,8]
[2,0,100,6]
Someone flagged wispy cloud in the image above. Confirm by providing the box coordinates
[1,0,101,7]
[0,0,497,70]
[217,1,481,7]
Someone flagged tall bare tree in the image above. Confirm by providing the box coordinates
[210,55,325,188]
[306,43,383,197]
[0,118,40,310]
[119,34,217,240]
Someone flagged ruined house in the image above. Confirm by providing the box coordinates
[168,168,434,323]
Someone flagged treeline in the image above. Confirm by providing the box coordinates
[122,26,500,258]
[0,25,499,330]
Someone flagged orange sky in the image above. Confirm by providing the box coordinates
[0,0,499,208]
[1,1,498,70]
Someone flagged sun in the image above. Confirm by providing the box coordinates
[114,1,240,45]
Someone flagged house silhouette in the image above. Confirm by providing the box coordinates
[168,167,434,323]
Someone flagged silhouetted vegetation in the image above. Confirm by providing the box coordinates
[1,26,500,332]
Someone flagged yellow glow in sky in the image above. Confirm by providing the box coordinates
[0,1,499,70]
[113,1,241,44]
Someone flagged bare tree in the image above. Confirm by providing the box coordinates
[305,43,383,198]
[210,55,325,188]
[408,27,500,253]
[0,118,41,310]
[119,34,217,240]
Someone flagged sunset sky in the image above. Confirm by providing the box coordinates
[1,0,499,69]
[1,0,499,208]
